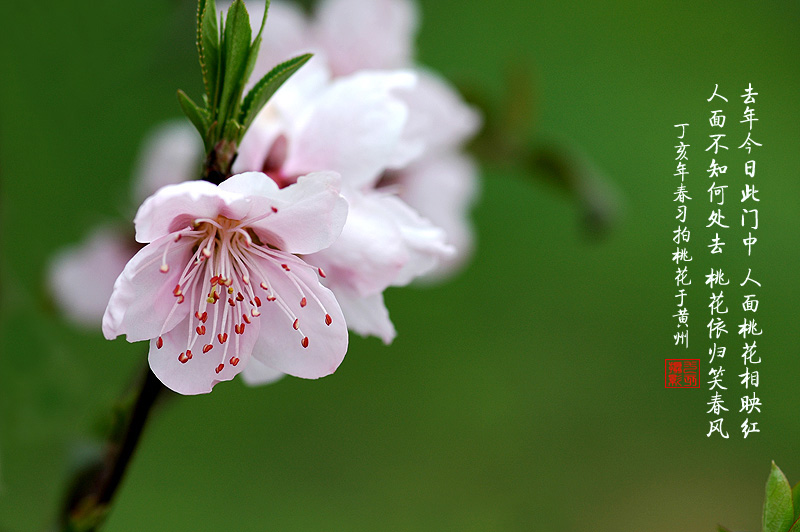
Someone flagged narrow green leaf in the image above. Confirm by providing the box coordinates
[242,0,270,89]
[764,462,794,532]
[177,90,209,146]
[218,0,251,127]
[793,481,800,522]
[198,0,220,102]
[716,525,733,532]
[239,53,312,133]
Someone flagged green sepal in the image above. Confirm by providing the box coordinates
[177,89,210,148]
[764,462,794,532]
[239,53,312,133]
[197,0,219,104]
[217,0,252,127]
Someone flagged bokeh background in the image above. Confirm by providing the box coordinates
[2,1,799,530]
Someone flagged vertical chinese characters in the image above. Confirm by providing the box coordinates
[738,83,761,438]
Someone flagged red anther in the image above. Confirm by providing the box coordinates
[236,292,244,301]
[177,294,185,304]
[254,296,262,307]
[196,325,206,335]
[186,349,192,359]
[178,352,190,364]
[215,364,224,374]
[271,206,278,213]
[156,336,164,349]
[325,314,332,326]
[200,312,208,323]
[218,333,228,344]
[243,313,251,324]
[301,337,309,348]
[260,282,269,290]
[174,234,182,242]
[293,319,299,330]
[318,268,326,278]
[173,284,182,296]
[160,264,169,273]
[211,275,220,285]
[195,311,202,320]
[281,264,290,271]
[235,324,245,335]
[203,344,213,354]
[213,291,220,301]
[224,278,233,286]
[228,298,235,307]
[300,297,307,308]
[230,357,240,366]
[251,309,261,317]
[267,296,276,302]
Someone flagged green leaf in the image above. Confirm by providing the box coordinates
[239,53,312,133]
[716,526,733,532]
[218,0,252,126]
[197,0,219,103]
[242,0,270,91]
[177,90,209,146]
[793,481,800,523]
[764,462,794,532]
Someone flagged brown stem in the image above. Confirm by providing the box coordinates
[202,139,238,185]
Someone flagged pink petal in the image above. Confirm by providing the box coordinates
[48,227,136,329]
[133,181,251,243]
[102,233,193,342]
[148,312,262,395]
[131,121,203,204]
[394,70,482,165]
[219,171,348,255]
[307,190,407,296]
[380,194,454,286]
[334,289,396,344]
[283,71,417,190]
[248,252,348,379]
[231,111,284,175]
[241,357,286,386]
[313,0,418,76]
[308,190,451,296]
[398,152,479,279]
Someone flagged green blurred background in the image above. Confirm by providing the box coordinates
[1,1,799,530]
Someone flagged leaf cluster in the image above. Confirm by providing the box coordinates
[178,0,311,159]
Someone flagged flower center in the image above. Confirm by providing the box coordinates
[155,214,331,374]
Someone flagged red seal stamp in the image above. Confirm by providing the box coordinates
[665,359,700,388]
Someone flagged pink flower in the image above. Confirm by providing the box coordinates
[232,0,480,342]
[102,172,349,395]
[235,65,455,343]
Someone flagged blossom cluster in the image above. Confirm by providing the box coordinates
[48,0,479,394]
